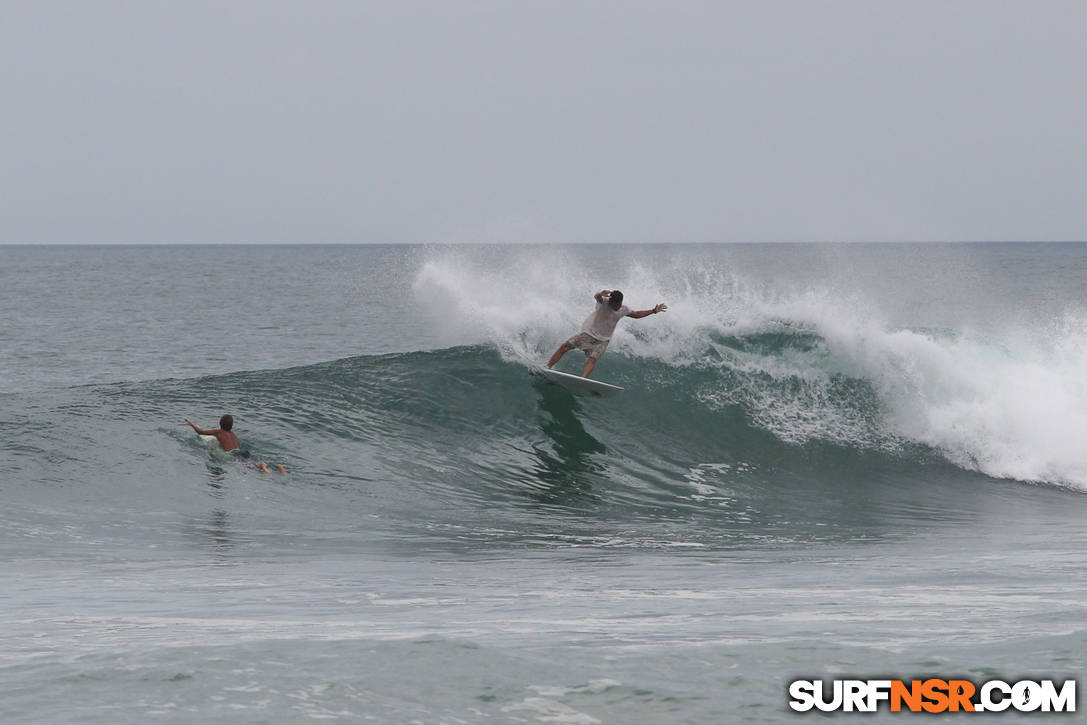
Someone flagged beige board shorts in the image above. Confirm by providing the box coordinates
[565,332,609,360]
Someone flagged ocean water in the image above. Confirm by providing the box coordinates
[2,243,1086,723]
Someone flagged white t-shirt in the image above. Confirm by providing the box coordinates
[581,301,631,341]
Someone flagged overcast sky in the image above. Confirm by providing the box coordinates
[2,1,1085,243]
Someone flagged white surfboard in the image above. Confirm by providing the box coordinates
[531,366,624,398]
[198,434,231,459]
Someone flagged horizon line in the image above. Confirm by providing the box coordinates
[4,239,1087,247]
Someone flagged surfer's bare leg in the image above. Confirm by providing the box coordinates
[251,461,287,474]
[581,357,598,378]
[547,342,572,368]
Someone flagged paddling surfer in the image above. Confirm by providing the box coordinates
[546,290,667,378]
[185,415,287,474]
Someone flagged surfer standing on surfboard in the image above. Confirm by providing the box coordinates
[546,290,667,378]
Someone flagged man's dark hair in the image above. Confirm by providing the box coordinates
[609,290,624,307]
[219,414,233,431]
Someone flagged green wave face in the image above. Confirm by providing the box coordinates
[2,325,1069,555]
[109,341,1010,547]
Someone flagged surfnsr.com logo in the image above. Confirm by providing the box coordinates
[788,679,1076,713]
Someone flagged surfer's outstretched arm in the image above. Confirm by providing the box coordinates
[184,419,215,436]
[627,303,667,320]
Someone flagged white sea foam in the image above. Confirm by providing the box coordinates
[414,248,1087,488]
